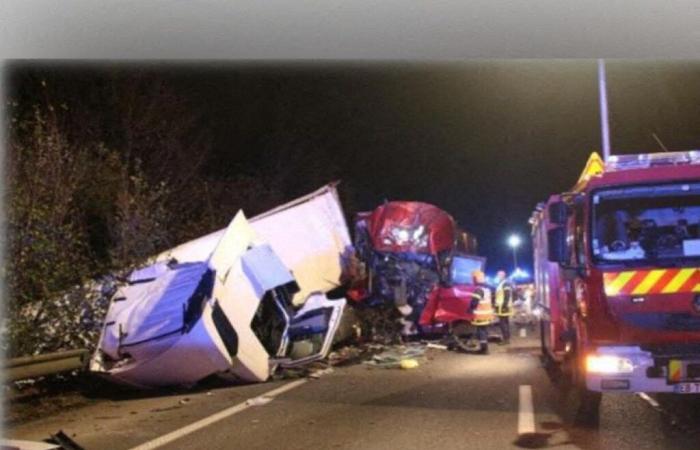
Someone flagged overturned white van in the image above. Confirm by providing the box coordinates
[89,185,350,388]
[156,183,353,305]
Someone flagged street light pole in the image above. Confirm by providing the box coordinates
[512,247,518,272]
[598,58,611,162]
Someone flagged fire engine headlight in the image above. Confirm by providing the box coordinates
[585,354,634,374]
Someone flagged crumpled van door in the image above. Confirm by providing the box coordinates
[277,293,346,368]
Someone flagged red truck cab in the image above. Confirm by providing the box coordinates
[532,151,700,423]
[352,201,481,334]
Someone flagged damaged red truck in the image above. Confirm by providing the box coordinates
[531,151,700,424]
[351,201,483,337]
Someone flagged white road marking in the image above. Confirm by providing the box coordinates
[519,328,527,338]
[518,385,536,435]
[128,379,308,450]
[0,439,59,450]
[637,392,660,408]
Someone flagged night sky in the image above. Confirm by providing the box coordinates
[11,60,700,273]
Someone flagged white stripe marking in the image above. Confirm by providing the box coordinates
[637,392,660,408]
[129,379,307,450]
[519,328,527,338]
[518,385,536,435]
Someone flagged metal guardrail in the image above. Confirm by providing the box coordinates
[4,349,89,382]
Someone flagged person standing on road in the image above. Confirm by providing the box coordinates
[493,270,515,345]
[469,270,495,354]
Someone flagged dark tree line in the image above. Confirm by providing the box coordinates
[3,66,352,357]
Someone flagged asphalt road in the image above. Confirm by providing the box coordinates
[7,326,700,450]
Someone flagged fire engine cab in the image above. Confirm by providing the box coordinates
[531,151,700,424]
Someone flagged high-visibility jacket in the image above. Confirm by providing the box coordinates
[470,286,495,326]
[494,280,514,317]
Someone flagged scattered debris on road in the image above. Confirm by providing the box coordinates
[47,431,85,450]
[426,343,448,350]
[399,359,419,370]
[308,367,334,379]
[245,396,273,407]
[363,344,427,369]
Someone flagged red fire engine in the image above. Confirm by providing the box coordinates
[531,151,700,424]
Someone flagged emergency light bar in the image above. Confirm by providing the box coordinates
[606,151,700,171]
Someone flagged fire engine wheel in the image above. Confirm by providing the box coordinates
[539,321,553,366]
[568,352,602,428]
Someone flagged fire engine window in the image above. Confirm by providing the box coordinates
[592,183,700,263]
[574,200,587,266]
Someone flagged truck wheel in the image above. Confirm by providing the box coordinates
[540,321,564,385]
[539,320,546,353]
[451,321,479,353]
[570,352,601,428]
[539,320,553,364]
[573,387,602,428]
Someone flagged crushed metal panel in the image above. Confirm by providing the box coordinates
[155,183,352,304]
[250,184,352,304]
[99,262,212,360]
[279,293,346,367]
[208,211,259,283]
[211,245,295,382]
[240,245,298,298]
[90,213,268,387]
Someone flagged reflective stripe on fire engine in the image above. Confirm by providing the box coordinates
[661,269,696,294]
[603,268,700,296]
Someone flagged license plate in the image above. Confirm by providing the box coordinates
[673,382,700,394]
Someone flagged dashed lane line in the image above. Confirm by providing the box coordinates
[518,385,536,435]
[128,379,308,450]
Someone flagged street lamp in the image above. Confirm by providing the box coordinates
[507,234,521,272]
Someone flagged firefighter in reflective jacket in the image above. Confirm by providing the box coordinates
[493,270,514,345]
[470,270,495,354]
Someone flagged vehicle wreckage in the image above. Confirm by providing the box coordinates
[89,184,353,388]
[418,254,492,350]
[350,201,481,336]
[351,202,456,329]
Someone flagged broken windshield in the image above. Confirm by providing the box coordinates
[592,182,700,265]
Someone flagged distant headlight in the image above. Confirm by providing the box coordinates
[586,354,634,374]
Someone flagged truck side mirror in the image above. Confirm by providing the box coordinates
[547,227,569,264]
[549,201,569,225]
